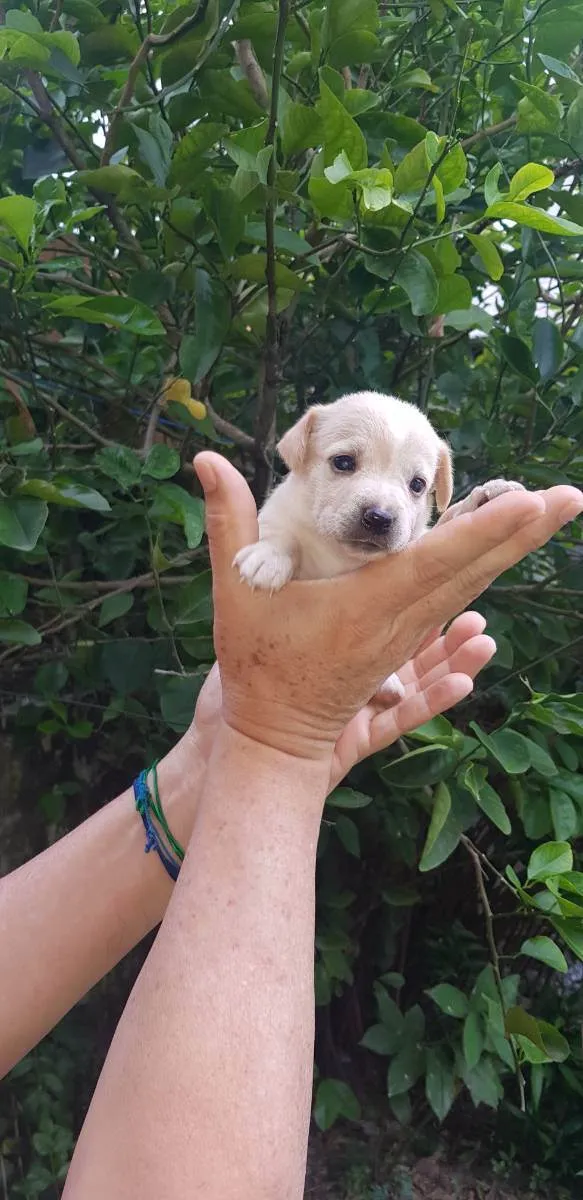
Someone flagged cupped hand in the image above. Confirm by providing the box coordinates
[191,611,496,792]
[194,451,582,766]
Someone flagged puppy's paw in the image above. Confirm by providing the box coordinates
[372,672,405,708]
[466,478,525,511]
[233,541,295,592]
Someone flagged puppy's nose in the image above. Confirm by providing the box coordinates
[361,507,394,534]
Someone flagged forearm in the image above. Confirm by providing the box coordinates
[0,738,203,1077]
[64,725,329,1200]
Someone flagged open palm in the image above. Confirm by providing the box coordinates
[193,611,495,795]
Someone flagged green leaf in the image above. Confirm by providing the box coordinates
[567,90,583,153]
[0,573,28,617]
[395,249,438,315]
[374,982,404,1035]
[533,317,563,381]
[462,1058,503,1109]
[499,335,538,384]
[101,641,153,695]
[550,790,578,841]
[461,763,511,835]
[0,497,48,551]
[317,78,367,171]
[134,115,173,188]
[75,165,145,195]
[0,195,37,250]
[463,1011,484,1070]
[98,592,134,627]
[387,1042,425,1097]
[150,483,205,549]
[394,141,429,195]
[0,619,41,645]
[527,841,573,883]
[435,273,472,314]
[18,478,110,512]
[420,781,451,863]
[95,445,142,490]
[425,1049,456,1122]
[508,162,554,202]
[514,79,563,131]
[143,444,181,480]
[326,787,373,809]
[520,935,568,974]
[505,1007,569,1062]
[426,983,468,1019]
[485,201,583,238]
[179,270,230,385]
[360,1023,397,1055]
[158,672,205,732]
[313,1079,361,1131]
[538,53,581,84]
[484,162,503,208]
[170,123,228,184]
[281,101,323,157]
[470,723,532,773]
[466,232,503,281]
[229,253,308,291]
[435,142,467,194]
[335,814,360,857]
[46,295,166,337]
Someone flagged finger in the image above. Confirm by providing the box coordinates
[366,487,581,617]
[193,452,259,584]
[398,612,487,686]
[416,633,496,691]
[369,673,475,752]
[411,487,583,635]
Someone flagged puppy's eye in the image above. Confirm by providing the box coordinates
[409,476,426,495]
[331,454,357,473]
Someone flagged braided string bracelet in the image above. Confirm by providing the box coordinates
[133,763,185,882]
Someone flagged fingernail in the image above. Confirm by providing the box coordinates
[194,456,217,495]
[560,496,583,523]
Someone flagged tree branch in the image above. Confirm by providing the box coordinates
[253,0,289,502]
[461,115,516,150]
[462,836,525,1112]
[234,39,269,109]
[100,0,211,166]
[1,368,114,448]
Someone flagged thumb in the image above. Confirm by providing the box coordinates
[194,451,259,581]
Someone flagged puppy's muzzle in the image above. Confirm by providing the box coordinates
[361,506,394,535]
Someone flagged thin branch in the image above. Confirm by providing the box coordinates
[1,368,114,448]
[100,0,211,166]
[462,836,525,1112]
[234,39,269,109]
[205,399,255,450]
[460,115,516,150]
[253,0,289,501]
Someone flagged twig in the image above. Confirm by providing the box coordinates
[21,573,197,591]
[462,836,526,1112]
[234,39,269,108]
[100,0,211,166]
[253,0,289,501]
[0,368,113,448]
[461,115,516,150]
[205,399,255,450]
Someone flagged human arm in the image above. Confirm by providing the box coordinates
[0,619,493,1079]
[63,454,582,1198]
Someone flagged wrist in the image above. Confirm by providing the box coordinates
[155,726,207,851]
[206,719,331,816]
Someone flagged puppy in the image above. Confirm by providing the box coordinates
[234,390,523,702]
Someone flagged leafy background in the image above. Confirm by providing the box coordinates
[2,0,583,1194]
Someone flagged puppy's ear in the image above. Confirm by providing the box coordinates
[277,407,320,472]
[434,439,453,512]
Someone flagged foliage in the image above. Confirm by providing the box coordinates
[2,0,583,1189]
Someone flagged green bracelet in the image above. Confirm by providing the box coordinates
[147,759,185,864]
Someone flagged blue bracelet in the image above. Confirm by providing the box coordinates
[133,770,181,882]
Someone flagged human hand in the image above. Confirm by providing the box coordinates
[189,611,495,793]
[194,451,582,767]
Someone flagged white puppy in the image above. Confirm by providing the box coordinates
[234,390,523,702]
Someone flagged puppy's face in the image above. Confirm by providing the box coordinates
[277,391,453,560]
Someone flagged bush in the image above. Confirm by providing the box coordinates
[1,0,583,1190]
